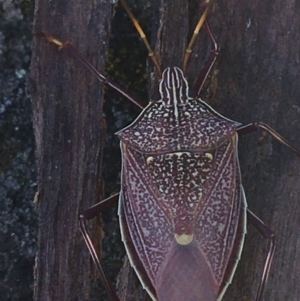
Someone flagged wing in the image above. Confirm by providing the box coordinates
[119,134,246,301]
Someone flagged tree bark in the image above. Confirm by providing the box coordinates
[30,1,112,300]
[214,1,300,300]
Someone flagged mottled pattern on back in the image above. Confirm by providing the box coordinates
[146,150,214,235]
[118,99,240,153]
[117,67,246,299]
[120,136,242,285]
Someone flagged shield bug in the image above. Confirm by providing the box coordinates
[42,0,300,300]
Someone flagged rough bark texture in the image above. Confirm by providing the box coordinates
[117,0,300,301]
[215,1,300,300]
[30,1,112,300]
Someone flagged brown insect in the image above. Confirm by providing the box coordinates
[43,0,300,300]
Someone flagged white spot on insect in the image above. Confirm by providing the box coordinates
[184,111,191,117]
[173,151,191,157]
[175,233,194,245]
[200,178,206,184]
[218,223,226,233]
[192,171,198,177]
[174,152,184,157]
[134,131,141,136]
[211,221,217,227]
[143,228,150,237]
[205,152,213,161]
[146,156,154,165]
[191,190,202,200]
[163,112,169,117]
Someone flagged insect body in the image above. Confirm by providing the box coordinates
[117,66,245,301]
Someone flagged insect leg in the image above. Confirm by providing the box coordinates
[119,0,162,78]
[247,209,275,301]
[191,18,220,98]
[237,122,300,156]
[183,0,216,75]
[41,33,145,110]
[79,193,120,301]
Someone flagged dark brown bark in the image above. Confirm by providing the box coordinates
[30,1,112,300]
[215,1,300,300]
